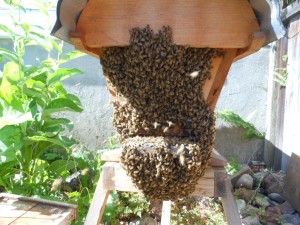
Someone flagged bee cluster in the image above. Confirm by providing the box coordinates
[100,25,221,200]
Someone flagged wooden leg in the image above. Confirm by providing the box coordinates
[221,178,242,225]
[161,201,171,225]
[84,174,110,225]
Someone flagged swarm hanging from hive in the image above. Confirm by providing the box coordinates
[100,25,222,200]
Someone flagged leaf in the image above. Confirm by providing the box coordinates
[21,23,31,36]
[0,98,33,129]
[0,126,23,152]
[0,48,18,63]
[0,24,14,39]
[48,160,77,175]
[24,135,68,149]
[44,117,74,131]
[2,61,22,85]
[58,51,86,65]
[47,68,83,86]
[43,98,83,117]
[50,39,63,53]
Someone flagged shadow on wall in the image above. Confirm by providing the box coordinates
[215,126,265,164]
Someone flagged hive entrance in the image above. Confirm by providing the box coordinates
[100,26,221,200]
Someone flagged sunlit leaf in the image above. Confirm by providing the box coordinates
[43,98,83,117]
[59,51,86,65]
[47,68,83,86]
[0,48,18,63]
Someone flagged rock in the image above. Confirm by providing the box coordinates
[268,193,285,204]
[253,172,268,188]
[242,215,261,225]
[241,205,260,218]
[236,199,246,212]
[254,194,271,208]
[249,161,266,173]
[230,164,253,187]
[280,214,300,225]
[264,207,281,223]
[235,188,256,203]
[129,217,158,225]
[263,172,286,194]
[236,174,254,190]
[282,223,294,225]
[279,201,296,214]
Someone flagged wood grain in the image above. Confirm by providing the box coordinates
[206,49,237,111]
[76,0,259,49]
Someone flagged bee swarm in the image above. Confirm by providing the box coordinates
[100,26,222,200]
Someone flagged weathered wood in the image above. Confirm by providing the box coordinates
[206,49,237,111]
[76,0,259,50]
[84,174,110,225]
[101,149,227,167]
[101,162,227,197]
[161,201,171,225]
[0,193,77,225]
[221,178,242,225]
[234,32,266,61]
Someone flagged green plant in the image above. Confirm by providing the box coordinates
[274,55,288,87]
[216,110,265,140]
[102,191,151,224]
[226,153,241,175]
[0,0,86,194]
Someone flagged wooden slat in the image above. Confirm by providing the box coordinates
[101,162,227,197]
[161,201,171,225]
[234,32,266,61]
[206,49,237,111]
[84,174,110,225]
[77,0,259,49]
[101,149,227,167]
[203,56,223,100]
[221,178,242,225]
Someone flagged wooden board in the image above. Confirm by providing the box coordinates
[101,148,227,167]
[0,193,77,225]
[206,49,237,111]
[101,162,227,197]
[76,0,260,50]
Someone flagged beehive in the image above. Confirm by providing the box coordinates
[56,0,269,200]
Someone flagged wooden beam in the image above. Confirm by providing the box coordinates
[234,32,266,61]
[101,149,227,167]
[161,201,172,225]
[77,0,259,49]
[221,178,242,225]
[84,174,110,225]
[206,49,237,111]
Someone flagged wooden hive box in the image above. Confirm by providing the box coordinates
[0,193,77,225]
[69,0,266,111]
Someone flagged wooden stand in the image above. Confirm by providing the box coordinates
[84,149,242,225]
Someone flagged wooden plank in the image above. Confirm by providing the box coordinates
[221,178,242,225]
[77,0,259,49]
[161,201,171,225]
[203,56,223,100]
[206,49,237,111]
[102,162,217,197]
[234,32,266,61]
[9,218,58,225]
[0,198,37,219]
[84,174,110,225]
[102,149,227,167]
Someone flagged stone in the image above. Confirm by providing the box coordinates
[242,215,261,225]
[236,199,246,212]
[254,194,271,208]
[249,161,266,173]
[264,207,281,223]
[263,172,286,194]
[230,164,253,187]
[268,193,285,204]
[236,174,254,190]
[279,201,296,214]
[235,188,256,203]
[253,172,268,188]
[280,214,300,225]
[241,205,260,218]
